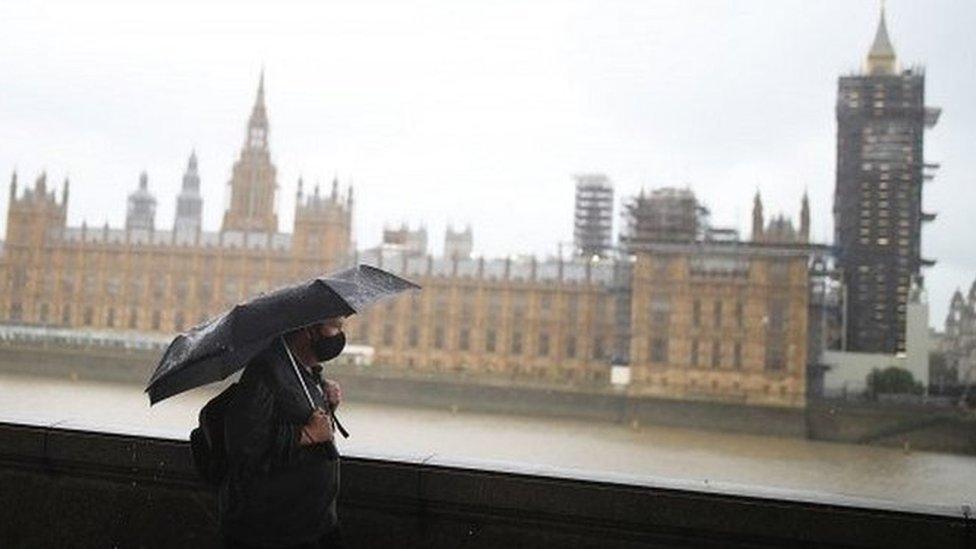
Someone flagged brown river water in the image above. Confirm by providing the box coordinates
[1,373,973,512]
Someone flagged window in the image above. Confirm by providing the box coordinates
[711,340,721,368]
[650,294,670,325]
[459,328,470,351]
[565,336,576,359]
[765,341,785,372]
[510,332,522,355]
[592,337,604,360]
[713,300,722,328]
[408,326,419,348]
[690,339,699,367]
[734,301,744,328]
[650,337,668,364]
[733,342,742,369]
[434,326,445,349]
[692,299,701,327]
[537,333,549,356]
[485,329,497,353]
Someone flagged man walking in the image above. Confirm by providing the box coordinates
[219,317,346,548]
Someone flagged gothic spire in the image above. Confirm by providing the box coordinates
[867,2,897,75]
[249,70,268,130]
[751,190,764,241]
[181,150,201,192]
[800,190,810,242]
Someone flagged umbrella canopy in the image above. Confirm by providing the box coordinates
[146,264,420,404]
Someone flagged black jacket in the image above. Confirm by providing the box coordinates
[218,339,340,547]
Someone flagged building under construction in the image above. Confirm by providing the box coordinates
[834,7,941,354]
[573,174,614,258]
[619,187,708,252]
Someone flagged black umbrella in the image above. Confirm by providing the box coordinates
[146,264,420,405]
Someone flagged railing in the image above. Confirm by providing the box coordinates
[0,418,971,548]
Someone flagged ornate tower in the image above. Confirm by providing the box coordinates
[174,150,203,242]
[834,5,940,353]
[751,191,764,241]
[799,191,810,242]
[444,224,474,260]
[126,171,157,232]
[4,171,68,246]
[1,172,68,322]
[292,176,353,268]
[221,72,279,233]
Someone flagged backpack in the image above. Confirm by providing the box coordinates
[189,382,240,486]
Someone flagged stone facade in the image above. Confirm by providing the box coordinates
[628,245,809,407]
[346,253,621,385]
[344,240,811,408]
[0,75,352,333]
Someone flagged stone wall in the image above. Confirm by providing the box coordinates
[0,421,971,548]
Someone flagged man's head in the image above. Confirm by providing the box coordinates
[287,316,347,364]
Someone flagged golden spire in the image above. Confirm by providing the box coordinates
[867,1,897,75]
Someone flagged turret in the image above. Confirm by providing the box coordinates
[126,171,157,232]
[292,175,353,265]
[174,151,203,240]
[800,191,810,242]
[751,190,764,241]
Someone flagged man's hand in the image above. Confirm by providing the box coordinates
[324,380,342,411]
[300,408,333,445]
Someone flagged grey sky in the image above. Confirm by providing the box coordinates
[1,0,974,326]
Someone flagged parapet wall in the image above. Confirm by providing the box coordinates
[0,421,971,548]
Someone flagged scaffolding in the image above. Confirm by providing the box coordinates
[619,187,708,252]
[573,174,614,258]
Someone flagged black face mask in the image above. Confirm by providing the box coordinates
[309,330,345,363]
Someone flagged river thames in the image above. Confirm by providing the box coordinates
[1,373,973,511]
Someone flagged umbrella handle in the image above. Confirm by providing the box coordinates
[281,336,317,412]
[281,336,350,440]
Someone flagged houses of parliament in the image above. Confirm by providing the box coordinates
[0,74,813,409]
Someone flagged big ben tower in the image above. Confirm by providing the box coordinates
[834,6,941,353]
[222,72,279,233]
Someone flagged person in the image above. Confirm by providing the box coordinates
[219,316,347,549]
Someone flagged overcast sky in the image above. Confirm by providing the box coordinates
[1,0,974,326]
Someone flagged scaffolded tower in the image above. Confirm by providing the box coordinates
[834,6,941,353]
[573,174,614,259]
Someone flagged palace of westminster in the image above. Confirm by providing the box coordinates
[0,9,942,410]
